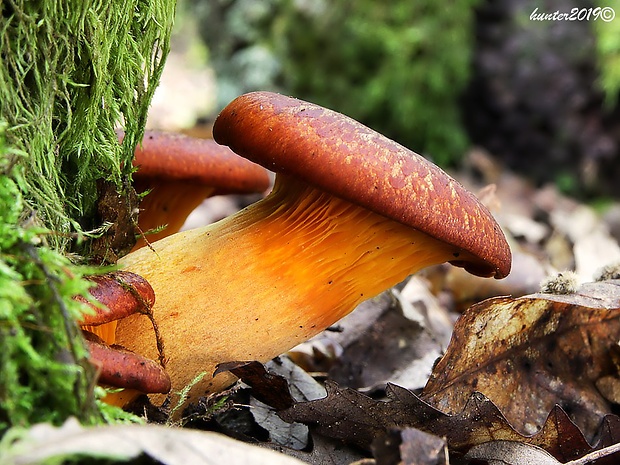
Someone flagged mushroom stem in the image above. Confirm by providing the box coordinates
[133,182,216,248]
[116,174,467,400]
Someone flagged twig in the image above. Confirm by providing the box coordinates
[566,442,620,465]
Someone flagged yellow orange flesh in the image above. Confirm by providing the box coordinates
[115,175,463,405]
[133,181,216,250]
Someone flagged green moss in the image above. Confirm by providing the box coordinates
[0,157,98,432]
[0,0,176,433]
[1,0,175,251]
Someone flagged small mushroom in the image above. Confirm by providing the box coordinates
[77,271,169,400]
[115,92,511,405]
[78,270,156,344]
[84,331,170,395]
[126,130,270,249]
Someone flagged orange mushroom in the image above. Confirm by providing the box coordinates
[126,130,270,249]
[115,92,511,407]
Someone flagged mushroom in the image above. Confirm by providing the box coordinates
[115,92,511,406]
[127,130,270,249]
[79,271,156,344]
[77,271,170,403]
[84,332,170,396]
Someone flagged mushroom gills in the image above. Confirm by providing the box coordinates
[82,320,118,345]
[221,174,463,329]
[117,174,469,399]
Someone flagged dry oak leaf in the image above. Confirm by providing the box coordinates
[279,381,603,461]
[422,279,620,439]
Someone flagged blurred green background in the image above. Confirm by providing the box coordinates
[170,0,620,199]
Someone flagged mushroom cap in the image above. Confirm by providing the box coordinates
[78,271,155,326]
[84,332,170,394]
[212,91,511,279]
[128,130,271,195]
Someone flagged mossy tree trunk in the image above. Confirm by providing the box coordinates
[0,0,175,433]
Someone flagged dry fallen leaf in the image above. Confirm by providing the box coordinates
[215,360,295,410]
[327,291,444,392]
[422,279,620,438]
[464,440,561,465]
[465,440,620,465]
[289,290,445,393]
[1,418,307,465]
[279,381,608,461]
[280,280,620,462]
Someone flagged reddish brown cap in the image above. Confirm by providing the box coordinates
[85,332,170,394]
[125,130,270,195]
[119,130,271,249]
[213,91,511,279]
[78,271,155,326]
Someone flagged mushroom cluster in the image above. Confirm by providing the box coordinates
[115,92,512,406]
[78,271,170,402]
[83,131,269,402]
